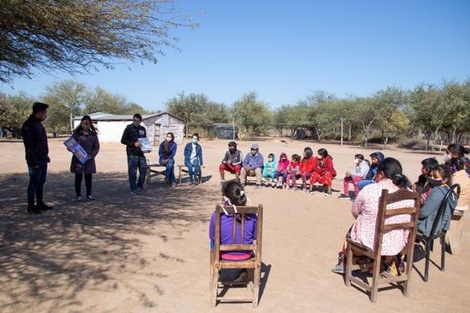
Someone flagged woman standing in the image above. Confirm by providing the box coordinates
[70,115,100,202]
[159,132,177,187]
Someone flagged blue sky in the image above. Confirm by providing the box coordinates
[3,0,470,112]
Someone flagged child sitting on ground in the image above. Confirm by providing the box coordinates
[262,153,277,187]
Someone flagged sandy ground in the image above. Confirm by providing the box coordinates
[0,137,468,313]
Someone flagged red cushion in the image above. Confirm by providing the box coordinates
[221,251,253,261]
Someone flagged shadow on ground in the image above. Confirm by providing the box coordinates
[0,171,220,311]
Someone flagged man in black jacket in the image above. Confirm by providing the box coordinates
[21,102,53,214]
[121,113,148,194]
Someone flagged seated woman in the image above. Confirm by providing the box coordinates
[299,147,315,192]
[412,157,439,205]
[332,157,414,274]
[418,165,456,236]
[158,132,177,187]
[309,148,337,195]
[444,144,470,254]
[183,133,203,185]
[209,180,258,281]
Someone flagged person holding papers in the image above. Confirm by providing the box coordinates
[70,115,100,202]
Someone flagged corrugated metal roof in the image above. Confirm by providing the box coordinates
[73,112,184,122]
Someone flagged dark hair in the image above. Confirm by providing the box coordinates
[318,148,329,158]
[192,133,199,140]
[370,153,378,158]
[222,180,247,206]
[421,157,438,171]
[228,141,237,148]
[133,113,142,121]
[304,147,313,159]
[166,132,174,141]
[74,115,97,134]
[377,157,411,189]
[268,153,275,159]
[447,144,470,158]
[292,154,301,162]
[32,102,49,114]
[354,154,364,160]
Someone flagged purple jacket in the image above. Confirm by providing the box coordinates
[209,210,258,245]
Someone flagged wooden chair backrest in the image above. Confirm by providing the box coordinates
[374,188,421,256]
[213,204,263,262]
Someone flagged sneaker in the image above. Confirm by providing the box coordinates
[255,184,261,189]
[331,263,345,274]
[309,191,316,195]
[323,192,332,196]
[86,195,96,201]
[130,190,140,196]
[37,203,53,211]
[77,196,83,203]
[338,194,350,199]
[220,180,225,185]
[138,186,148,192]
[193,181,199,185]
[27,206,42,214]
[171,183,177,187]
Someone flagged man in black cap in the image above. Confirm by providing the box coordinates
[21,102,53,214]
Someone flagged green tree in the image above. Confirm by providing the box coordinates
[1,0,197,83]
[232,92,272,138]
[166,92,208,136]
[0,92,34,137]
[273,104,311,138]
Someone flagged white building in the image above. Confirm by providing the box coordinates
[73,112,185,145]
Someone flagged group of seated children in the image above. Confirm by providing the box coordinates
[261,147,338,194]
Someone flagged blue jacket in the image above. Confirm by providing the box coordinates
[184,142,203,165]
[158,140,177,163]
[418,185,457,236]
[243,152,264,170]
[365,152,385,180]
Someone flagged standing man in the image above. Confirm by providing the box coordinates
[21,102,53,214]
[121,113,148,195]
[240,143,264,188]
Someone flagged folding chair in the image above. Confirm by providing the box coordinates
[415,184,460,282]
[210,204,263,307]
[344,188,420,303]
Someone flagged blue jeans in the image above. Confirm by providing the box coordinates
[127,154,147,192]
[358,179,375,190]
[27,159,48,207]
[160,159,176,184]
[184,159,200,183]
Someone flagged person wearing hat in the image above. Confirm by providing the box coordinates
[219,141,243,183]
[21,102,53,214]
[240,143,264,188]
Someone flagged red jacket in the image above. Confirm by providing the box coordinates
[299,157,315,174]
[312,155,337,177]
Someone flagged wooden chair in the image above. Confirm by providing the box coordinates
[210,204,263,307]
[415,184,460,282]
[344,188,420,303]
[146,162,166,185]
[177,165,202,184]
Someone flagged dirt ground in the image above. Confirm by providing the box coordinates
[0,137,468,313]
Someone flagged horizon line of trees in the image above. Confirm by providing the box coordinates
[1,78,469,150]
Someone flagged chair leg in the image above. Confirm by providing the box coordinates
[211,268,219,307]
[440,236,446,271]
[424,241,431,282]
[344,244,352,287]
[252,266,261,307]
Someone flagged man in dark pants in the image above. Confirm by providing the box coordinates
[121,113,148,195]
[21,102,53,214]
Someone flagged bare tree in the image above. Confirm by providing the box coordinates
[0,0,198,83]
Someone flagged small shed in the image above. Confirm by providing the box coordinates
[209,123,239,140]
[73,112,185,145]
